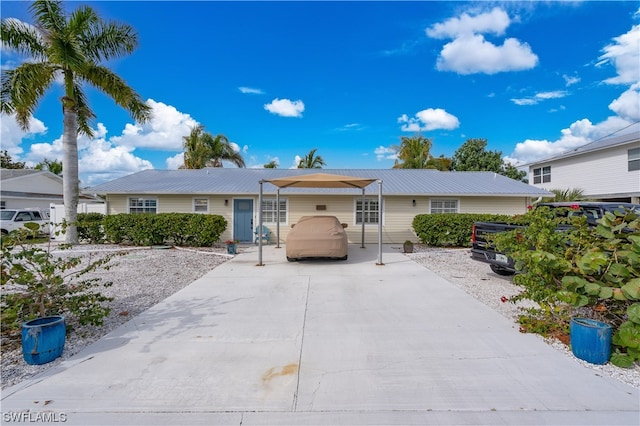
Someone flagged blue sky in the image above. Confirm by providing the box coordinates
[1,1,639,186]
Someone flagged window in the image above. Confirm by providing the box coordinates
[629,148,640,172]
[128,198,157,214]
[356,198,380,224]
[261,199,287,223]
[193,198,209,213]
[430,199,458,214]
[533,166,551,184]
[0,200,5,209]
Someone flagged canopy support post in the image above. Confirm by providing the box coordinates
[276,188,281,248]
[257,180,264,266]
[377,179,384,266]
[360,188,366,248]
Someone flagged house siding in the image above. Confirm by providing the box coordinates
[530,142,640,200]
[107,193,530,245]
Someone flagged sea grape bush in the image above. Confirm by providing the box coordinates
[492,206,640,367]
[1,224,116,346]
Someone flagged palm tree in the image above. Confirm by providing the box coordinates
[297,148,325,169]
[264,160,278,168]
[181,125,245,169]
[547,188,586,202]
[392,135,433,169]
[1,0,151,244]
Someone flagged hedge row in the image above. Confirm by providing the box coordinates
[77,213,227,247]
[411,213,530,247]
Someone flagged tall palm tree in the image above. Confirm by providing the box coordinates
[181,124,245,169]
[297,148,325,169]
[1,0,151,244]
[392,135,433,169]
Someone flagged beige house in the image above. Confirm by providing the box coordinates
[527,132,640,203]
[89,168,551,244]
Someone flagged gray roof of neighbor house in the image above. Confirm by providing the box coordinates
[89,168,551,197]
[1,168,63,182]
[526,131,640,166]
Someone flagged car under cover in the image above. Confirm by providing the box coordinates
[286,215,348,261]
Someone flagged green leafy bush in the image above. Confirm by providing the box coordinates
[77,212,106,243]
[492,206,640,367]
[102,213,227,247]
[411,213,530,247]
[1,225,117,346]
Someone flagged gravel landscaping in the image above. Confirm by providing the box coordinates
[2,244,639,390]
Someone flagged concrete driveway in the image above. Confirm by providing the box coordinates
[2,244,638,425]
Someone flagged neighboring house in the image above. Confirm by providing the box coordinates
[0,168,103,211]
[527,132,640,203]
[89,168,551,244]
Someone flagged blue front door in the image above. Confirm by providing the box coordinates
[233,199,254,242]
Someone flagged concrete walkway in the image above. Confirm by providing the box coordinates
[2,244,638,425]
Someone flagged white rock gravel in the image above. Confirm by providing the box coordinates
[2,244,639,390]
[1,244,232,390]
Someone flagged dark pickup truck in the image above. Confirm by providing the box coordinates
[470,202,640,276]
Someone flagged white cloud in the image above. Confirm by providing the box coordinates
[609,84,640,121]
[239,86,265,94]
[427,7,510,39]
[563,74,580,86]
[427,8,538,75]
[264,98,305,117]
[374,146,397,161]
[598,24,640,85]
[398,108,460,132]
[166,152,184,170]
[436,34,538,75]
[511,90,568,106]
[291,155,302,169]
[507,22,640,166]
[0,114,47,156]
[110,99,198,150]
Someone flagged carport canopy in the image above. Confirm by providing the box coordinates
[257,173,383,265]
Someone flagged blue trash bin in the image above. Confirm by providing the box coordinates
[570,318,611,365]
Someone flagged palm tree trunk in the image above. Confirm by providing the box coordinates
[62,102,79,244]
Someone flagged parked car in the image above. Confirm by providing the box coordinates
[0,209,51,236]
[286,215,349,261]
[470,202,640,276]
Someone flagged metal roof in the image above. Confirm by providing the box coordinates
[1,168,62,182]
[89,168,551,197]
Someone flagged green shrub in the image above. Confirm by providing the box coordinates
[411,213,529,247]
[77,212,106,243]
[492,206,640,367]
[102,213,227,247]
[1,226,117,346]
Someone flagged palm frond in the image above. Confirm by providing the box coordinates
[1,17,48,58]
[1,63,57,130]
[82,65,151,123]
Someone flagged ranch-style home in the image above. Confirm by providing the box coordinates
[88,168,552,244]
[527,132,640,203]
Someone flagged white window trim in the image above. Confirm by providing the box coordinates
[127,197,158,214]
[429,199,459,214]
[533,166,551,184]
[261,197,288,225]
[354,197,383,225]
[193,197,209,213]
